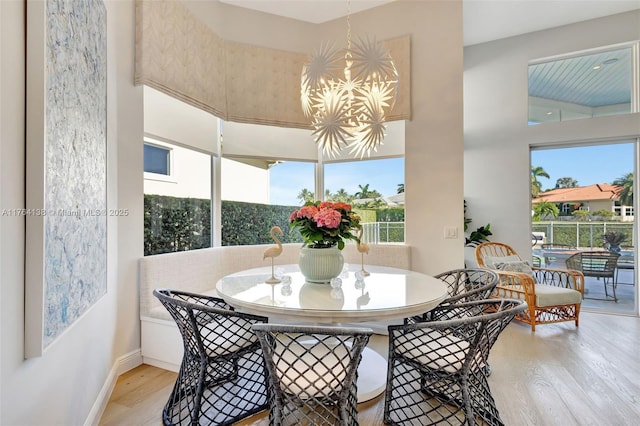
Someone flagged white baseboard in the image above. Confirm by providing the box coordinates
[84,349,143,426]
[142,355,179,373]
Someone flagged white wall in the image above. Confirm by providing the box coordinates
[1,1,142,424]
[144,142,212,199]
[464,10,640,260]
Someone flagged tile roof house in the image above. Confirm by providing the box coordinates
[532,183,632,218]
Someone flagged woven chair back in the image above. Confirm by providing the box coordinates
[385,299,527,426]
[252,323,372,426]
[154,289,268,425]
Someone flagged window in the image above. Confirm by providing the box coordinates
[220,157,315,246]
[144,140,212,255]
[144,143,171,175]
[324,157,405,244]
[528,45,634,124]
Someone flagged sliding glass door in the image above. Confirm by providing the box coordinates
[531,141,637,315]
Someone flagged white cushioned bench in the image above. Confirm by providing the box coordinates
[139,243,411,371]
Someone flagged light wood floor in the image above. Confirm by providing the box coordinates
[100,311,640,426]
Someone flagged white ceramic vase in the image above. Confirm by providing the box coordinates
[298,245,344,283]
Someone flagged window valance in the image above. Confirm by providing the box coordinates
[135,0,411,129]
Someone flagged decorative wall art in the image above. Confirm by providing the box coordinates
[25,0,107,357]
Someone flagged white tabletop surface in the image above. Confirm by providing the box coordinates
[216,264,448,323]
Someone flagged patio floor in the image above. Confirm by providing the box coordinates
[536,251,637,315]
[581,266,636,315]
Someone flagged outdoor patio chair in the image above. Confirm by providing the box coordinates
[153,289,268,426]
[475,242,584,332]
[384,298,527,425]
[566,251,620,302]
[406,268,499,325]
[251,323,372,426]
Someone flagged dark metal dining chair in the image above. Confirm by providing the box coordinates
[252,323,372,426]
[405,268,499,325]
[154,289,269,426]
[384,298,527,426]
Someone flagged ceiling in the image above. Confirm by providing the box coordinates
[219,0,640,46]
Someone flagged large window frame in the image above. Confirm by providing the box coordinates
[528,42,639,125]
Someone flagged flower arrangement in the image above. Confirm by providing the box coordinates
[289,201,361,250]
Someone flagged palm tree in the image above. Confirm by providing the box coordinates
[354,184,373,199]
[332,188,352,203]
[397,183,404,194]
[531,166,550,198]
[532,201,559,221]
[613,172,633,206]
[296,188,314,203]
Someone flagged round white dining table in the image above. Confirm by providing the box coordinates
[215,263,448,402]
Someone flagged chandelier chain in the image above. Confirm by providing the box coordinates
[346,0,352,51]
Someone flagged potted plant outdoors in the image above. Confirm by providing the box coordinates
[603,231,627,254]
[289,201,361,283]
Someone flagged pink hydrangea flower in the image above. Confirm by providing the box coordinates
[314,208,342,229]
[297,205,319,219]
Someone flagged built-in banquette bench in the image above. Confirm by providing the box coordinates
[139,243,411,371]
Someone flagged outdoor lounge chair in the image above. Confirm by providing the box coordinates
[475,242,584,332]
[566,251,620,301]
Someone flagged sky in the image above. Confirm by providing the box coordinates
[531,142,634,192]
[269,142,634,206]
[269,157,404,206]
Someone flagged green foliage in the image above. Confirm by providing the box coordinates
[532,222,633,249]
[613,172,633,206]
[222,200,301,246]
[464,200,491,246]
[531,165,550,198]
[571,210,591,221]
[532,201,559,221]
[591,209,615,220]
[144,195,407,255]
[465,224,492,247]
[555,177,578,188]
[144,194,211,256]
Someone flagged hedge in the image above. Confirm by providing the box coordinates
[144,194,405,255]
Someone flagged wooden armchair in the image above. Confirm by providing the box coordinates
[475,242,584,332]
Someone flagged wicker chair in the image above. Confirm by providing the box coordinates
[475,242,584,332]
[384,299,527,425]
[566,251,620,301]
[153,289,269,426]
[406,268,499,325]
[251,323,372,426]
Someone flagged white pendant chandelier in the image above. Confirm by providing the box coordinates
[301,5,399,158]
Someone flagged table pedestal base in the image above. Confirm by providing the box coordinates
[357,347,387,403]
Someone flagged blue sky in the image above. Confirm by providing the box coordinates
[531,142,634,191]
[269,142,634,205]
[270,158,404,206]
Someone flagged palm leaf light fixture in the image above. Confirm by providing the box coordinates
[301,2,399,158]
